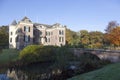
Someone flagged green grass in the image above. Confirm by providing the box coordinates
[68,63,120,80]
[0,49,19,63]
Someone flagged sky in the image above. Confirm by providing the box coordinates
[0,0,120,32]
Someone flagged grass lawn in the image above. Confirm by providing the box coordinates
[0,49,19,64]
[68,63,120,80]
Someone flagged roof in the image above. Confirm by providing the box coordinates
[53,23,61,26]
[21,16,32,22]
[34,23,52,28]
[11,20,17,25]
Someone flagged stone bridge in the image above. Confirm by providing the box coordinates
[71,48,120,63]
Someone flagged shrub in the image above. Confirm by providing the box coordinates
[54,47,75,68]
[19,45,56,64]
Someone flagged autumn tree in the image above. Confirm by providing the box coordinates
[105,26,120,47]
[104,21,119,47]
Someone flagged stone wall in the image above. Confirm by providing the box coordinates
[72,48,120,62]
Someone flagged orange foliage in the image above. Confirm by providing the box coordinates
[106,27,120,46]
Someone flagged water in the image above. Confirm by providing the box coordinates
[0,74,9,80]
[0,62,63,80]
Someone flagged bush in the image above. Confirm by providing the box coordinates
[54,47,75,68]
[19,45,56,64]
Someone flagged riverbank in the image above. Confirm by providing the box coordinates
[0,47,114,80]
[68,63,120,80]
[0,49,19,63]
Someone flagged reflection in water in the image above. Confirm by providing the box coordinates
[1,62,63,80]
[7,69,28,80]
[6,68,62,80]
[0,74,9,80]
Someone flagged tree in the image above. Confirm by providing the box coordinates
[105,26,120,47]
[77,30,90,48]
[105,21,119,33]
[66,28,78,46]
[104,21,119,47]
[89,31,104,48]
[79,30,89,45]
[0,26,9,49]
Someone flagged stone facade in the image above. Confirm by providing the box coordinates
[9,17,66,49]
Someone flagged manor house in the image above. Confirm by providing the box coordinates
[9,17,66,49]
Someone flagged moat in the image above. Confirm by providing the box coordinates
[0,62,62,80]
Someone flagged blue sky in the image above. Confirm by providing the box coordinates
[0,0,120,32]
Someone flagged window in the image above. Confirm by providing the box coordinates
[28,35,30,42]
[49,32,50,36]
[26,27,29,32]
[46,38,50,42]
[29,27,30,32]
[45,37,47,42]
[59,30,61,35]
[40,31,42,35]
[46,32,48,36]
[24,26,26,31]
[24,35,30,42]
[46,31,50,36]
[16,28,22,34]
[59,30,64,35]
[16,36,19,42]
[62,37,64,42]
[24,26,29,32]
[59,37,61,42]
[25,36,28,42]
[59,37,64,42]
[10,38,12,42]
[62,30,64,35]
[11,32,13,35]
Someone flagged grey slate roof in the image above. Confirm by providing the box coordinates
[34,23,52,28]
[53,23,61,26]
[21,16,32,22]
[11,20,17,25]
